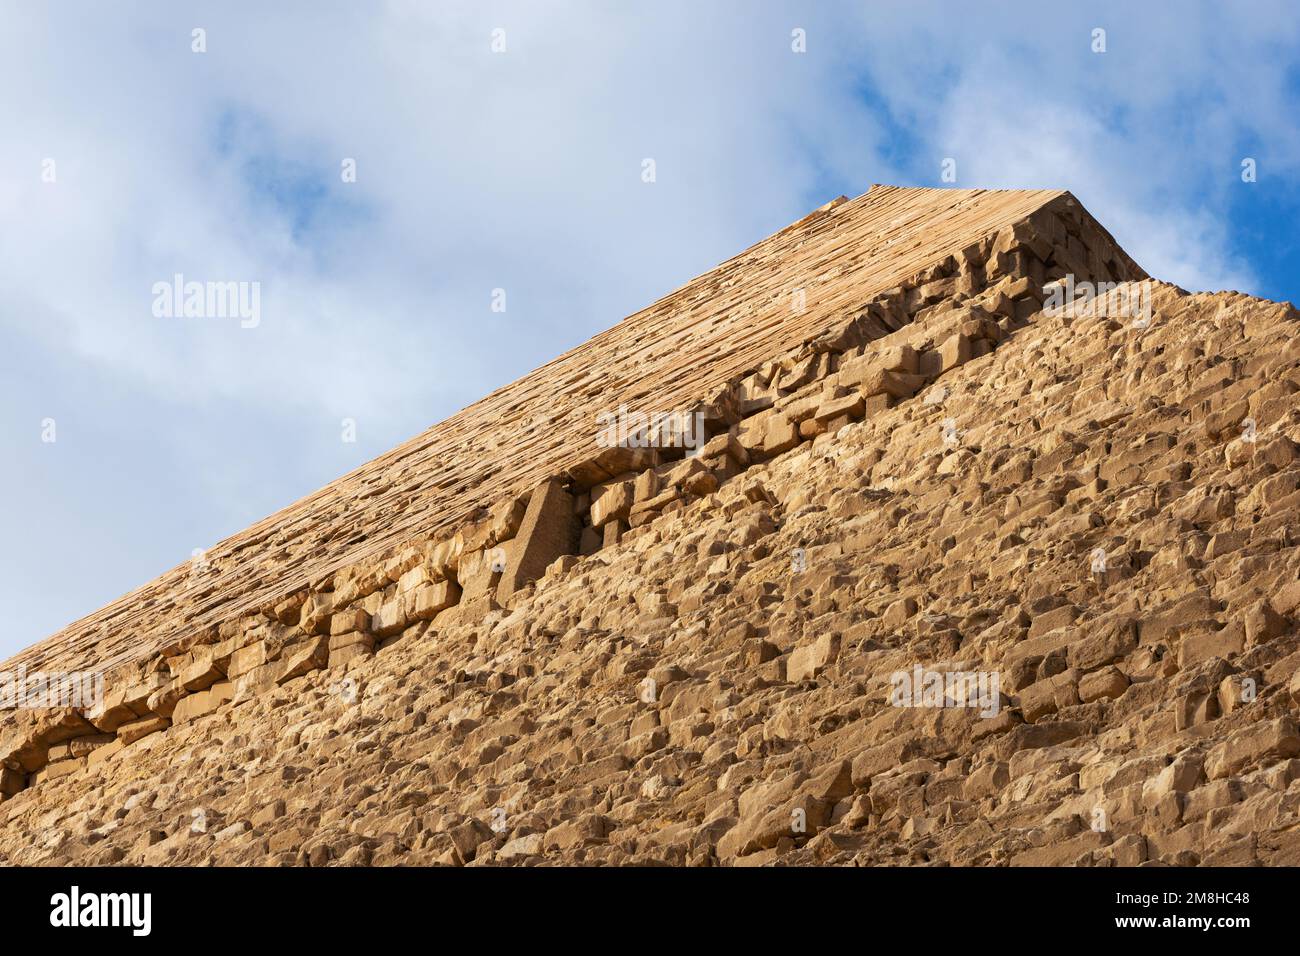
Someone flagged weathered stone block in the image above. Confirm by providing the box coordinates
[275,637,329,684]
[409,579,461,621]
[117,715,170,746]
[496,479,579,603]
[788,632,840,682]
[590,479,634,527]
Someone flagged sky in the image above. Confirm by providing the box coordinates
[2,0,1299,660]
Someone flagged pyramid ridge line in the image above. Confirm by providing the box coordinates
[3,184,1141,677]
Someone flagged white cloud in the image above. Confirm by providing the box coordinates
[1,0,1297,656]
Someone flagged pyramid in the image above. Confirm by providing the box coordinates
[3,186,1133,679]
[4,185,1299,867]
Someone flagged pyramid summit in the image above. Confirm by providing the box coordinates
[4,184,1300,868]
[3,186,1130,679]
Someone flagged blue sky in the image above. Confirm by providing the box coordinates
[2,0,1299,660]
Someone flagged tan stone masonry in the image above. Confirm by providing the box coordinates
[1,185,1147,803]
[6,185,1299,869]
[5,187,1134,682]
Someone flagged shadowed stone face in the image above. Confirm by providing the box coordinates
[497,480,579,604]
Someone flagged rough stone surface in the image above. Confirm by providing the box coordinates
[3,184,1299,868]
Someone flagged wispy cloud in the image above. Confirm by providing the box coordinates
[1,0,1297,656]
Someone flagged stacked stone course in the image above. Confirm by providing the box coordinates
[4,185,1299,867]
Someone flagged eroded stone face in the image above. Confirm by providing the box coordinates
[3,185,1299,868]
